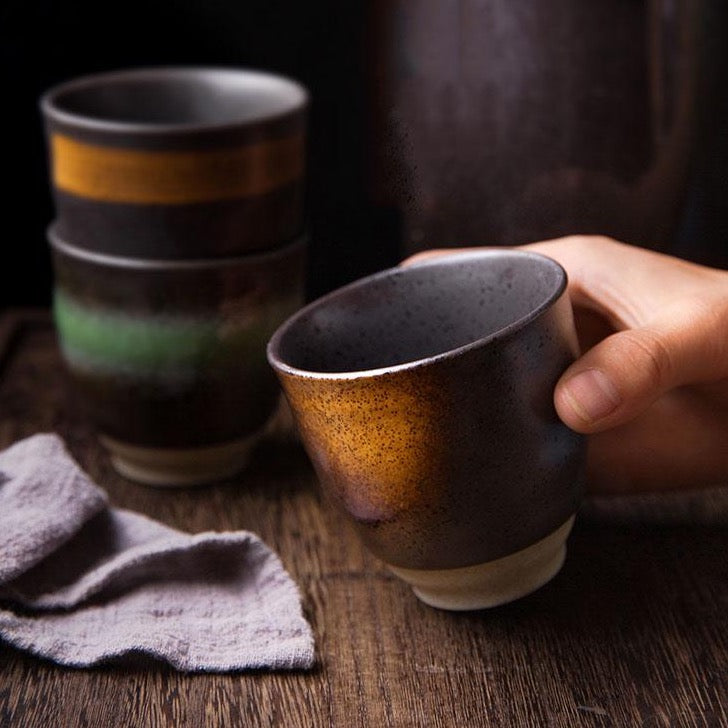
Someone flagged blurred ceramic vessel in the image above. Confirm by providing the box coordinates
[50,226,306,486]
[268,250,585,610]
[41,67,308,259]
[366,0,716,255]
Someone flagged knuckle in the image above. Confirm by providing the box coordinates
[694,295,728,376]
[620,328,674,389]
[401,249,449,266]
[564,235,617,254]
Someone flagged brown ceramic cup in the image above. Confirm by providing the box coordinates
[268,250,586,610]
[50,226,306,486]
[41,67,308,258]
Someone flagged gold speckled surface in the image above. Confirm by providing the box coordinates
[269,250,585,571]
[282,368,445,523]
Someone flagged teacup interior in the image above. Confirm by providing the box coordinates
[273,251,565,374]
[48,69,305,126]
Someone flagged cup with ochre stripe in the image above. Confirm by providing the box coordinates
[41,68,309,485]
[41,67,307,258]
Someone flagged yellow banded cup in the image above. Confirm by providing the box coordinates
[41,67,308,258]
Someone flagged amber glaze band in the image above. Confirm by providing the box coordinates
[51,132,304,204]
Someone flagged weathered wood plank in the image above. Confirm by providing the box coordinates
[1,314,727,728]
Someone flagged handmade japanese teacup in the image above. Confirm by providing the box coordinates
[50,226,306,486]
[267,250,585,610]
[41,67,308,259]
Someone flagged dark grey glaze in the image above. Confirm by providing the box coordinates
[51,185,303,259]
[268,250,586,570]
[41,67,308,258]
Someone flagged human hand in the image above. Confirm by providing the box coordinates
[404,236,728,494]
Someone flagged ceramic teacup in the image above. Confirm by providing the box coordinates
[50,226,306,486]
[41,67,308,259]
[268,250,585,610]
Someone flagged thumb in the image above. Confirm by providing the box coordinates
[554,316,726,433]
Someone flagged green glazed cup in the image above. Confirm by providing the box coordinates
[51,226,306,486]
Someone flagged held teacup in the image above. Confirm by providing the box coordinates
[267,250,586,610]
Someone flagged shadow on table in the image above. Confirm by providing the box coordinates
[450,490,728,647]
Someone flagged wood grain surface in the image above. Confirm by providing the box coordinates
[1,312,727,727]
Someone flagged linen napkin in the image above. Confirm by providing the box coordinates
[0,434,314,671]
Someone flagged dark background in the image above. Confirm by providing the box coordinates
[1,0,726,309]
[1,0,398,308]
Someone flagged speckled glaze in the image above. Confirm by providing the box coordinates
[50,226,306,456]
[41,68,308,258]
[268,250,585,571]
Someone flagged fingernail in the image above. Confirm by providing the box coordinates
[560,368,621,424]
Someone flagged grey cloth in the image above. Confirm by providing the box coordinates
[0,434,314,671]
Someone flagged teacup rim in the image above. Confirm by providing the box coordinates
[267,248,568,380]
[40,66,309,136]
[48,224,307,270]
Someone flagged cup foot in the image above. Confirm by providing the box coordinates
[99,432,263,487]
[387,515,575,610]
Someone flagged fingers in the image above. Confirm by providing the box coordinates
[401,248,475,266]
[554,309,728,433]
[525,236,728,433]
[401,237,728,439]
[585,382,728,493]
[525,236,726,328]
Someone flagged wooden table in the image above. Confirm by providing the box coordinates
[1,310,727,727]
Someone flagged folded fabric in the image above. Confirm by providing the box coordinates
[0,434,314,671]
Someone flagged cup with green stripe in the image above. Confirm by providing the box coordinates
[49,225,306,486]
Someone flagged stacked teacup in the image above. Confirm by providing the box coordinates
[41,68,308,486]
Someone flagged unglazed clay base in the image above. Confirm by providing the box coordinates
[100,432,263,487]
[388,516,576,611]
